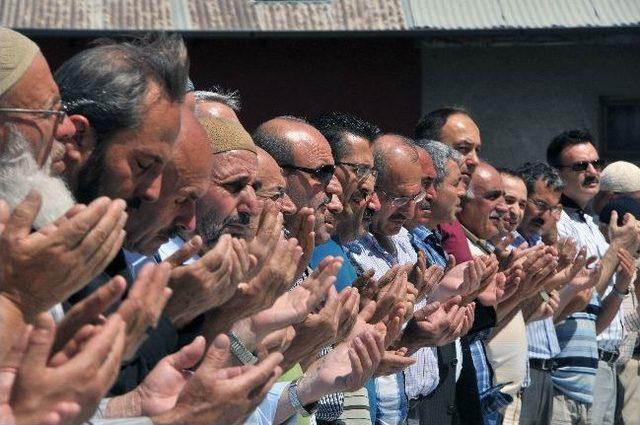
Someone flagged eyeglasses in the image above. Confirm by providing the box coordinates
[336,162,377,180]
[528,198,562,214]
[256,187,286,202]
[377,187,426,207]
[0,104,68,126]
[281,164,336,186]
[559,159,605,172]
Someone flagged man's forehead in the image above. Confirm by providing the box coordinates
[291,133,333,167]
[560,142,598,162]
[341,133,373,163]
[501,175,527,197]
[442,114,481,145]
[211,150,257,180]
[417,149,436,176]
[5,54,59,109]
[533,178,561,202]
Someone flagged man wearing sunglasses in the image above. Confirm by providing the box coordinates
[346,134,429,425]
[254,116,343,246]
[547,130,640,425]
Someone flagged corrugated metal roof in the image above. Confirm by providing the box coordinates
[0,0,407,32]
[408,0,640,30]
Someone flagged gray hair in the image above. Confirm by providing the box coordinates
[55,34,189,148]
[194,86,241,111]
[414,139,462,186]
[516,161,565,195]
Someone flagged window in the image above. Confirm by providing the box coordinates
[600,97,640,160]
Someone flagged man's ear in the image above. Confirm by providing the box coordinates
[65,114,96,164]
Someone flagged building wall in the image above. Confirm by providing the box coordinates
[420,42,640,167]
[35,35,421,135]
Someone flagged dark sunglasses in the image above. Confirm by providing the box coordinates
[282,164,336,186]
[560,159,605,172]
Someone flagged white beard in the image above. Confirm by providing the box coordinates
[0,126,76,229]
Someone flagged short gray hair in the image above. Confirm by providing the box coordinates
[414,139,462,186]
[194,86,241,111]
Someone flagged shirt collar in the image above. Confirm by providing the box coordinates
[461,224,494,255]
[561,194,588,222]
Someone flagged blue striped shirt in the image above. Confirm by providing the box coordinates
[551,203,604,403]
[346,228,428,424]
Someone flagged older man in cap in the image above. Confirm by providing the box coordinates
[592,161,640,215]
[0,27,127,343]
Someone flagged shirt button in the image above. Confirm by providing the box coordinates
[447,404,455,415]
[451,358,458,366]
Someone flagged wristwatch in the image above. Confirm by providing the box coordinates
[228,331,258,365]
[612,286,630,299]
[288,378,318,417]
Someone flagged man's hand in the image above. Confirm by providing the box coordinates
[51,275,126,355]
[287,207,316,279]
[229,236,303,318]
[298,328,385,397]
[165,235,237,328]
[106,336,207,417]
[0,192,126,319]
[408,251,444,301]
[374,348,416,377]
[151,334,283,425]
[402,296,466,350]
[10,312,126,424]
[116,262,173,359]
[526,290,560,322]
[250,257,342,340]
[434,258,484,302]
[247,202,282,275]
[609,211,640,253]
[0,324,81,425]
[284,286,341,370]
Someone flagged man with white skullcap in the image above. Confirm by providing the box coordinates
[0,26,75,173]
[592,161,640,214]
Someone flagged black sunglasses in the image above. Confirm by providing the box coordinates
[560,159,605,172]
[282,164,336,186]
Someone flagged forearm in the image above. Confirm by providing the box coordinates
[0,294,27,361]
[595,244,621,296]
[495,294,525,323]
[554,286,580,320]
[105,392,142,419]
[522,295,545,323]
[201,307,241,343]
[596,292,623,335]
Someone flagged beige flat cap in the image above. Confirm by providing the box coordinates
[600,161,640,193]
[0,27,40,96]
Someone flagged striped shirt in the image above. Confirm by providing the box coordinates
[347,227,438,424]
[551,199,606,404]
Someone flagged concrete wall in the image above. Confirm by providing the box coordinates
[420,42,640,168]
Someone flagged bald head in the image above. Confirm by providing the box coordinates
[373,134,420,185]
[370,134,422,237]
[254,116,341,243]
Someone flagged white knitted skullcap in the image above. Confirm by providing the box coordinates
[600,161,640,193]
